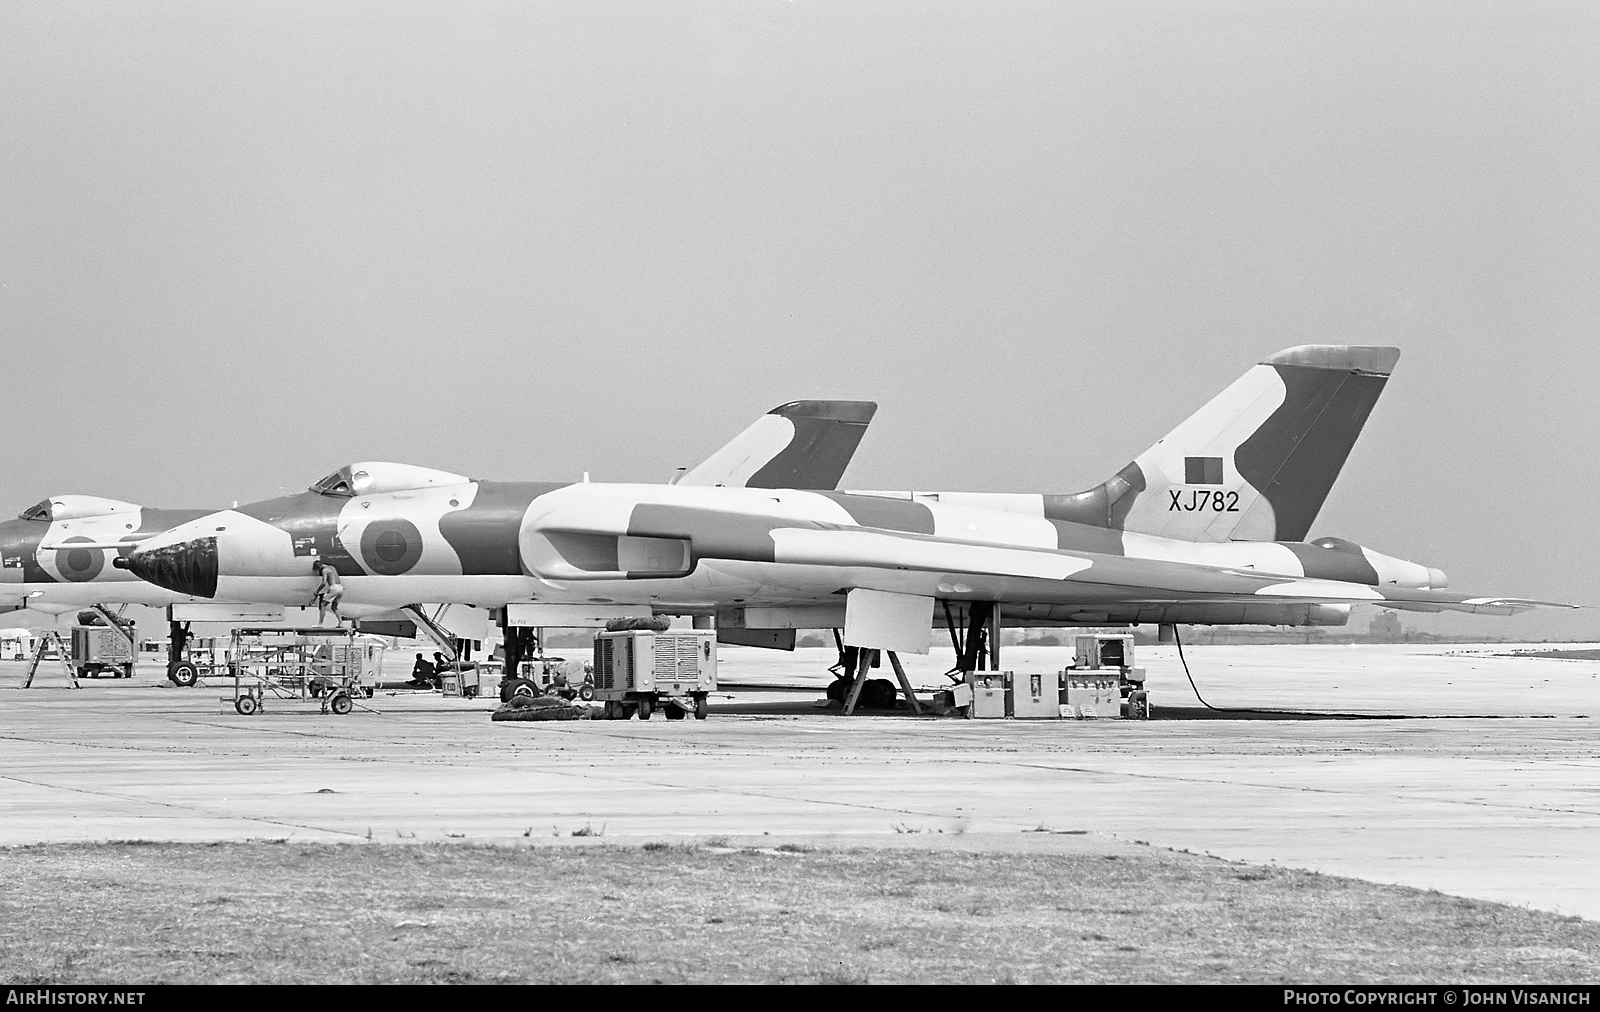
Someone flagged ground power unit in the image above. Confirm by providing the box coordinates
[1072,634,1149,719]
[70,623,135,679]
[592,629,716,720]
[962,634,1151,720]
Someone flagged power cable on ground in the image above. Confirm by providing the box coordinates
[1172,623,1228,711]
[1171,624,1377,719]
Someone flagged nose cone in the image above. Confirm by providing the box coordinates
[127,537,218,599]
[1427,567,1449,589]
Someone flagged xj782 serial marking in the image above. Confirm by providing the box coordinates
[1168,489,1241,513]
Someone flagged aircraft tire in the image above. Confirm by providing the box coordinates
[501,678,537,702]
[1127,691,1150,720]
[862,679,898,709]
[168,662,198,688]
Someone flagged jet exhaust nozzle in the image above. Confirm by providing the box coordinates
[127,537,219,599]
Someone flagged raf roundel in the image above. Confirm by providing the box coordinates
[56,536,105,582]
[359,518,424,576]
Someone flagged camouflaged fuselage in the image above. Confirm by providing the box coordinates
[126,477,1449,626]
[0,498,213,614]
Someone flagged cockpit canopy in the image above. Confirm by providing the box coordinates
[308,462,470,498]
[18,495,142,522]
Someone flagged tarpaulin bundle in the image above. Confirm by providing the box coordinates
[604,616,672,632]
[490,695,589,721]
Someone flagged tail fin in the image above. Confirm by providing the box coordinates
[1046,346,1399,542]
[677,400,878,490]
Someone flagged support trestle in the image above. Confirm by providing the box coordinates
[838,648,923,716]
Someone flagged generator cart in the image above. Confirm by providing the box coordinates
[1069,634,1150,719]
[70,621,135,679]
[592,629,715,720]
[228,628,384,716]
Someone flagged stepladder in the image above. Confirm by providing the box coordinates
[21,631,79,689]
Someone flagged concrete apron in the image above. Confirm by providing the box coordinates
[1,645,1598,921]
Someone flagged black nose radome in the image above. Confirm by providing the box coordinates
[112,557,131,570]
[127,538,218,599]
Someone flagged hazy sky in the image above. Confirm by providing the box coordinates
[3,2,1596,637]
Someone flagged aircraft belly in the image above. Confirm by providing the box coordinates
[711,562,1289,609]
[18,582,189,610]
[212,576,316,607]
[534,563,769,610]
[338,575,542,609]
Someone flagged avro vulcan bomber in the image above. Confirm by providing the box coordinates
[123,347,1570,665]
[0,496,213,617]
[3,400,877,675]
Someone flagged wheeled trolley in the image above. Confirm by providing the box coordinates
[227,628,384,717]
[591,630,716,720]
